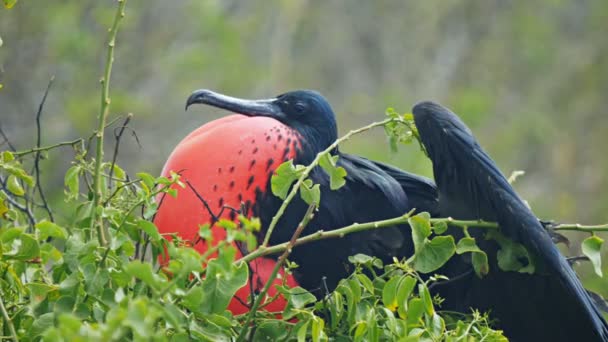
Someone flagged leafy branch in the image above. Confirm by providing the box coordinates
[90,0,127,246]
[262,118,394,247]
[237,203,317,342]
[0,289,17,342]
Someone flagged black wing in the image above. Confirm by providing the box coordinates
[413,101,608,342]
[371,160,439,217]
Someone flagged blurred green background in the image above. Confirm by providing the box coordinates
[1,1,607,294]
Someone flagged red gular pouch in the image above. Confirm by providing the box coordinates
[154,114,301,315]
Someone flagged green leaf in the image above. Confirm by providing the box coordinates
[582,235,604,277]
[297,321,310,342]
[27,283,57,304]
[281,286,317,320]
[35,220,67,240]
[348,253,383,269]
[111,164,126,180]
[0,226,24,242]
[396,276,417,318]
[54,296,76,313]
[311,316,325,342]
[3,0,18,9]
[183,287,204,312]
[407,297,424,327]
[31,313,55,338]
[329,166,347,190]
[382,276,400,311]
[253,321,291,341]
[472,251,490,277]
[419,283,434,316]
[5,234,40,260]
[455,237,482,254]
[138,219,161,242]
[432,221,448,234]
[137,172,156,190]
[124,260,162,291]
[300,179,321,205]
[413,236,456,273]
[408,212,431,252]
[271,160,303,199]
[319,153,347,190]
[1,150,14,162]
[356,273,375,294]
[64,165,80,200]
[490,231,535,274]
[200,258,248,314]
[7,174,25,196]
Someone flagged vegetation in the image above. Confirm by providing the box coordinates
[1,1,607,341]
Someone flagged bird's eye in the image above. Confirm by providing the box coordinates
[294,103,306,114]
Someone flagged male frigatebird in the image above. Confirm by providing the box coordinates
[154,89,438,312]
[155,89,607,341]
[412,101,608,341]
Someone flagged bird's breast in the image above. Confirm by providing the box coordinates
[154,114,302,255]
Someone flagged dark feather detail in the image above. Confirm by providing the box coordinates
[413,101,608,342]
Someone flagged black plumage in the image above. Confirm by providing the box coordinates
[413,101,608,342]
[186,89,608,341]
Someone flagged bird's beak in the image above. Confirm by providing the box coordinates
[186,89,286,120]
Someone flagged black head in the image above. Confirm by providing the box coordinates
[186,89,338,151]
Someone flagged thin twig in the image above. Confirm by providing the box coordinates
[90,0,127,247]
[236,203,317,342]
[0,124,16,151]
[551,223,608,232]
[108,113,133,188]
[262,118,394,247]
[0,289,18,342]
[32,76,55,222]
[12,139,83,157]
[185,180,219,223]
[103,179,141,206]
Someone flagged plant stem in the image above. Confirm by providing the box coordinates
[0,291,18,342]
[241,213,608,264]
[90,0,127,247]
[261,118,393,247]
[239,209,416,264]
[237,203,317,342]
[551,223,608,232]
[12,139,83,157]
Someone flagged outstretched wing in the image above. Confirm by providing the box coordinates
[413,101,608,342]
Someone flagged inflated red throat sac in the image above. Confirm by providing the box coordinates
[154,114,300,314]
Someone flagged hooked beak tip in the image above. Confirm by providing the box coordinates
[185,89,213,111]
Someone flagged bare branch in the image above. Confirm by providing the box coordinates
[32,76,55,222]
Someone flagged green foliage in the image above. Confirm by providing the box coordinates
[1,2,606,341]
[384,108,426,155]
[2,0,17,9]
[318,154,347,190]
[582,235,604,277]
[270,160,305,200]
[0,143,512,341]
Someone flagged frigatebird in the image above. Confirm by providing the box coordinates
[155,89,607,340]
[179,89,439,291]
